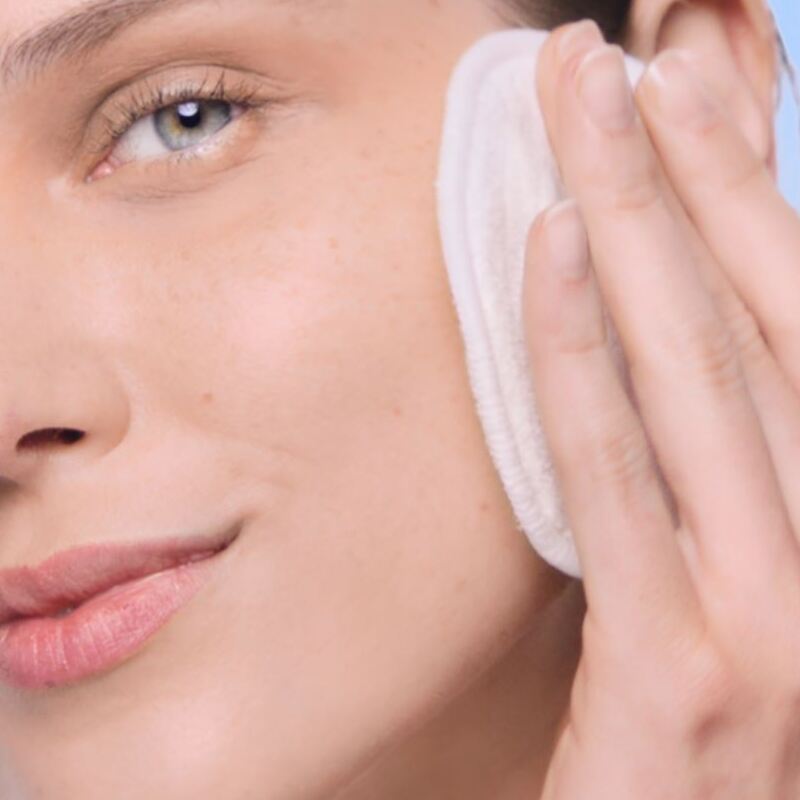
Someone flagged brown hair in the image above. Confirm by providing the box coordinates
[497,0,632,41]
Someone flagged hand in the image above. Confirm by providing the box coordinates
[523,18,800,799]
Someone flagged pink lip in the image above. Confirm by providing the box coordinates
[0,523,240,691]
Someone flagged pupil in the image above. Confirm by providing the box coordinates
[176,101,203,129]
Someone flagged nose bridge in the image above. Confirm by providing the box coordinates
[0,204,131,485]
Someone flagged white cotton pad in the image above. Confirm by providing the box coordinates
[435,29,646,578]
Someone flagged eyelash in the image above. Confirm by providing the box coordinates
[95,71,267,154]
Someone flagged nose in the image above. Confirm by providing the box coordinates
[0,180,132,488]
[0,355,130,486]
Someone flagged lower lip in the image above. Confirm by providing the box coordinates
[0,552,225,691]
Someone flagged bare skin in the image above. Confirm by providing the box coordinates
[526,15,800,799]
[0,1,784,798]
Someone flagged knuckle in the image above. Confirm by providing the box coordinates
[682,118,764,201]
[555,310,608,357]
[720,304,765,362]
[657,312,743,394]
[662,643,739,744]
[719,154,764,199]
[583,414,653,488]
[598,157,663,215]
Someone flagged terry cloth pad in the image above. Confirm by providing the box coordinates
[435,28,646,578]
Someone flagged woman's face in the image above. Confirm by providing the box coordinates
[0,1,569,796]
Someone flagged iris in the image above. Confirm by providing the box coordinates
[153,99,232,151]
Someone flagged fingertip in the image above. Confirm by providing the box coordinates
[548,19,604,62]
[538,20,605,163]
[525,204,549,259]
[540,198,591,283]
[523,199,599,359]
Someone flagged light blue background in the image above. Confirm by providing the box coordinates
[772,0,798,208]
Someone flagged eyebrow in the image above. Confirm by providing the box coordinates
[0,0,289,89]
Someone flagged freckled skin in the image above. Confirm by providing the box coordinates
[0,2,584,799]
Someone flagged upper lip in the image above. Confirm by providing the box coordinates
[0,522,240,625]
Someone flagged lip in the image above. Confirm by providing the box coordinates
[0,522,240,691]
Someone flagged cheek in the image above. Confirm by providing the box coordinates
[145,110,455,471]
[144,202,546,794]
[156,169,449,444]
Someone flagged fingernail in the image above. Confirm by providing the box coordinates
[644,49,717,129]
[543,199,590,281]
[576,45,636,133]
[557,19,604,67]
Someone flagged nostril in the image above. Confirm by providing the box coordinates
[16,428,85,451]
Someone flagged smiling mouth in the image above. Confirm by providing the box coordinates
[0,522,242,627]
[32,548,230,624]
[0,537,239,692]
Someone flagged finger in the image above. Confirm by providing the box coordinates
[669,222,800,551]
[538,24,749,342]
[676,233,800,543]
[536,26,766,329]
[736,328,800,542]
[548,32,799,587]
[523,199,700,641]
[636,50,800,393]
[538,25,800,547]
[536,21,603,188]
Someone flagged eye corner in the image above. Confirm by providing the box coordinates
[85,161,115,185]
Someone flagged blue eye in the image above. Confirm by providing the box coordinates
[102,97,241,170]
[153,99,233,151]
[88,72,268,181]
